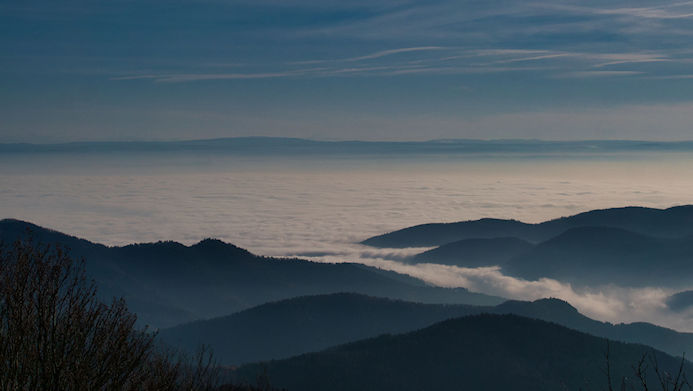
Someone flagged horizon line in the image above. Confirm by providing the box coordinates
[4,136,693,147]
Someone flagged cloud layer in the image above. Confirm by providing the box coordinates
[4,151,693,330]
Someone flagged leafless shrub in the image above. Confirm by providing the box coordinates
[0,238,217,390]
[632,351,690,391]
[603,341,691,391]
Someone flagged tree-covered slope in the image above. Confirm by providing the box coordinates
[159,293,481,365]
[160,294,693,365]
[0,219,502,328]
[235,314,693,391]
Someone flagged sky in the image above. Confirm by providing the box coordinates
[3,0,693,142]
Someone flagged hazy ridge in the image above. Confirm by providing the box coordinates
[4,137,693,155]
[159,293,693,365]
[0,219,501,328]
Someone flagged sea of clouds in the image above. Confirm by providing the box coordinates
[2,151,693,330]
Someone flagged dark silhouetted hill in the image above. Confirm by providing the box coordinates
[493,298,693,357]
[362,205,693,247]
[363,218,532,248]
[411,237,533,266]
[0,219,502,328]
[235,314,693,391]
[158,293,481,365]
[159,294,693,364]
[503,226,693,285]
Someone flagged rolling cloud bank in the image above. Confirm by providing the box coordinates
[3,143,693,331]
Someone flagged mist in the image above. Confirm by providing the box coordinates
[3,147,693,331]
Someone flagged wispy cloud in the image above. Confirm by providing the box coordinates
[112,69,324,83]
[488,53,573,64]
[473,49,551,57]
[79,1,693,87]
[592,53,671,67]
[647,74,693,80]
[292,46,448,65]
[595,5,693,20]
[536,1,693,20]
[153,72,301,83]
[112,63,556,83]
[556,70,644,78]
[380,65,554,76]
[344,46,447,61]
[474,49,672,67]
[114,46,679,83]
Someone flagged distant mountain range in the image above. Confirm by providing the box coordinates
[3,137,693,155]
[364,205,693,247]
[367,206,693,287]
[234,314,692,391]
[504,226,693,285]
[159,293,693,365]
[0,219,501,328]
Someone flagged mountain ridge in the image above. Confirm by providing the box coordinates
[362,205,693,247]
[159,293,693,365]
[503,225,693,285]
[234,313,693,391]
[0,219,502,328]
[4,138,693,155]
[411,236,533,266]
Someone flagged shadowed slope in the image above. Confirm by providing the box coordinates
[494,299,693,357]
[235,314,693,391]
[412,237,533,266]
[159,294,693,364]
[159,293,481,365]
[503,226,693,285]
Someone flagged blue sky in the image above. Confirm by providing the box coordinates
[3,0,693,142]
